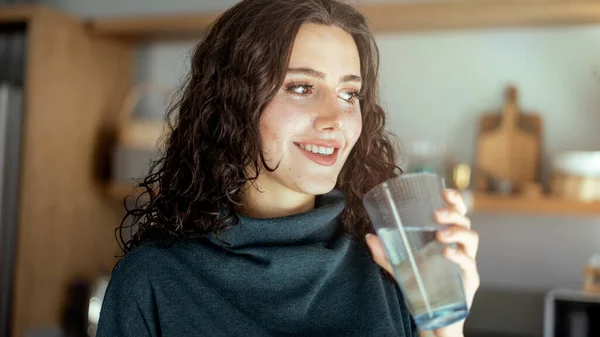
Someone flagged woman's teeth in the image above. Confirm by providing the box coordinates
[298,143,335,156]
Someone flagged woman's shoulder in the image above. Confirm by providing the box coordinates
[97,240,214,335]
[113,241,174,273]
[108,239,213,288]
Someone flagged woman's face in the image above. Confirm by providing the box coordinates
[257,23,363,197]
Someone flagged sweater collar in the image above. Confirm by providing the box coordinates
[206,189,346,248]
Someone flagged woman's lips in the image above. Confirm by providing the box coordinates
[294,142,341,166]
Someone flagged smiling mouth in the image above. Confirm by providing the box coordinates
[294,142,342,166]
[296,143,336,156]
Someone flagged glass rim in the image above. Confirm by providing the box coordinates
[363,172,442,202]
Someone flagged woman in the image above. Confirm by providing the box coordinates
[97,0,480,336]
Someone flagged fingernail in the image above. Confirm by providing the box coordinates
[439,229,451,237]
[446,247,457,255]
[436,209,448,217]
[365,233,373,240]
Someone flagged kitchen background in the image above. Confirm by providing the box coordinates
[2,0,600,336]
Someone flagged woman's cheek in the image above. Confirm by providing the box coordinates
[345,111,362,147]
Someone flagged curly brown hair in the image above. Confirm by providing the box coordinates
[118,0,401,255]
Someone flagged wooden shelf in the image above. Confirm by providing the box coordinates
[0,4,67,25]
[0,4,38,23]
[88,11,220,41]
[108,183,158,201]
[473,192,600,216]
[87,1,600,41]
[107,184,600,216]
[108,183,144,200]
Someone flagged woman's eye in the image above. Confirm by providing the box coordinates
[286,84,313,95]
[339,91,360,104]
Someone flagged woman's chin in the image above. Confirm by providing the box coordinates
[295,178,338,196]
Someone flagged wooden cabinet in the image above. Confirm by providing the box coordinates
[0,5,134,337]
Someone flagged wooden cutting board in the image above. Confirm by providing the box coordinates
[475,86,542,193]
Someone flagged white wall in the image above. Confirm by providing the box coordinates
[51,0,600,335]
[378,26,600,162]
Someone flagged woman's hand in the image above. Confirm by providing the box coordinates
[365,188,480,337]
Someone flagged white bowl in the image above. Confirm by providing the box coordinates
[552,151,600,177]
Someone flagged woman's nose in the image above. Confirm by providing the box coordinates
[313,97,344,131]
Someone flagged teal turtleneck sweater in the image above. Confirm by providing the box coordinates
[96,190,418,337]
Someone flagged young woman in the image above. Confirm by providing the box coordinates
[97,0,480,336]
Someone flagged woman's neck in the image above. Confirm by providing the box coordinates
[238,182,316,219]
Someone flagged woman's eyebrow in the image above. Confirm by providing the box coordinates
[287,67,325,79]
[287,67,362,83]
[341,74,362,83]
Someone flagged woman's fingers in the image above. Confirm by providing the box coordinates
[365,234,393,276]
[444,246,478,274]
[443,188,467,216]
[443,246,480,305]
[435,209,471,229]
[436,225,479,259]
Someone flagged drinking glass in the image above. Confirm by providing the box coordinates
[363,172,469,330]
